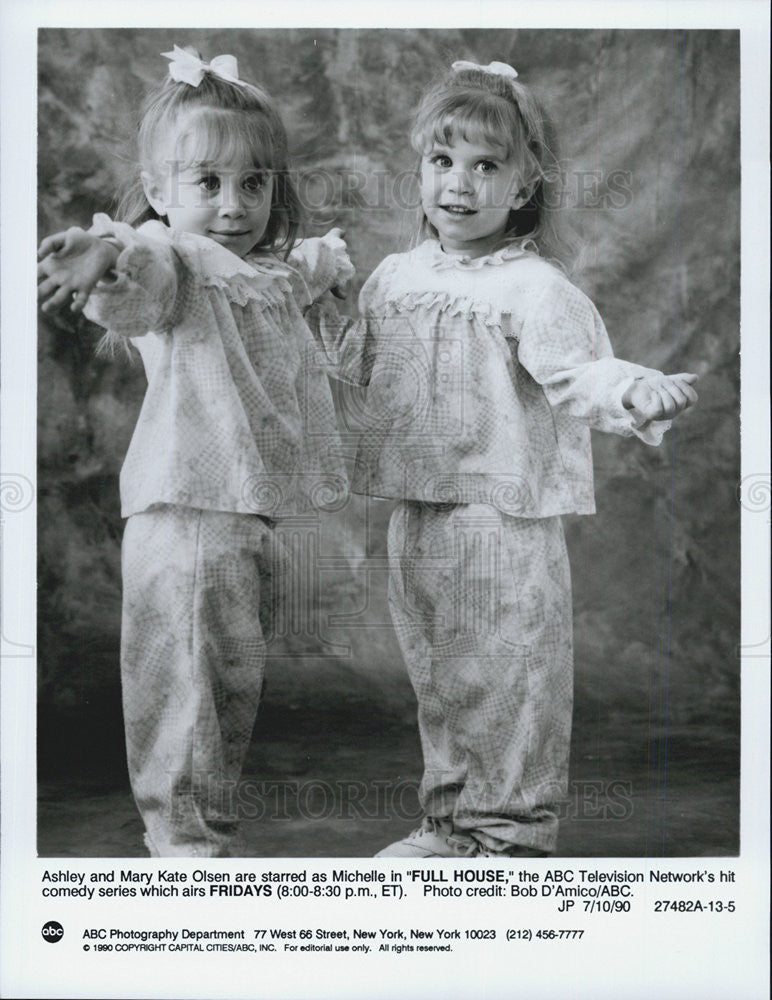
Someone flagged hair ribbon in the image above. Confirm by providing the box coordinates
[162,45,246,87]
[452,60,518,80]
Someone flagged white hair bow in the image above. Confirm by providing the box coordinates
[161,45,246,87]
[452,60,518,80]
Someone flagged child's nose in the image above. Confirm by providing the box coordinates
[218,182,246,217]
[448,167,473,195]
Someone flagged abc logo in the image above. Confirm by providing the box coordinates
[41,921,64,943]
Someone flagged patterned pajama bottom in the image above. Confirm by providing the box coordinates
[387,502,573,855]
[121,505,288,857]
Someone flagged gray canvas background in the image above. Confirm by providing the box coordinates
[37,28,740,856]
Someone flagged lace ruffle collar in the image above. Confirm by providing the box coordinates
[418,237,538,271]
[179,229,291,283]
[132,219,290,283]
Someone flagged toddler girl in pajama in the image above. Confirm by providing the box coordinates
[313,60,698,857]
[37,46,352,857]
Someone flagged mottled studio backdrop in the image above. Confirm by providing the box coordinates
[38,30,739,795]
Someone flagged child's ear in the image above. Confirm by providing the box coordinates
[141,171,168,218]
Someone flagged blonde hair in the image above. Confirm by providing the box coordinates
[411,65,579,269]
[116,59,302,256]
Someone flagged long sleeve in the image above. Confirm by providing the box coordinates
[83,215,181,338]
[517,277,670,446]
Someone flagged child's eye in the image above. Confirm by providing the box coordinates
[242,172,267,192]
[475,160,498,175]
[429,154,452,169]
[198,175,220,193]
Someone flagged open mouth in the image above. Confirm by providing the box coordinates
[440,205,477,216]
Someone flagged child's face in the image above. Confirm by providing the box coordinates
[420,135,527,258]
[143,151,274,259]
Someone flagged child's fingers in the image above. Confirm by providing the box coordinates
[40,284,78,314]
[37,233,67,259]
[37,275,63,300]
[37,260,56,283]
[660,382,689,412]
[660,376,700,413]
[70,290,90,314]
[630,372,699,422]
[635,382,678,420]
[644,392,668,420]
[670,375,699,405]
[37,238,58,259]
[654,385,686,418]
[629,389,659,422]
[675,381,699,407]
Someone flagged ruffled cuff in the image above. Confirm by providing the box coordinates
[88,212,149,250]
[319,229,355,286]
[84,215,177,336]
[288,231,355,305]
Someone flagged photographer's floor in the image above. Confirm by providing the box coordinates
[38,697,738,858]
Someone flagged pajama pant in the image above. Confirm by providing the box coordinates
[121,505,288,857]
[388,502,573,855]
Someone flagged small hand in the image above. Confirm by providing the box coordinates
[325,227,351,299]
[37,227,119,314]
[623,372,699,423]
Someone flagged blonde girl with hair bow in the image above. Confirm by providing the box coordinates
[312,60,698,858]
[37,46,353,858]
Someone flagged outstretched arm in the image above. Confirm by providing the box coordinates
[517,277,696,443]
[37,228,119,314]
[39,215,182,341]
